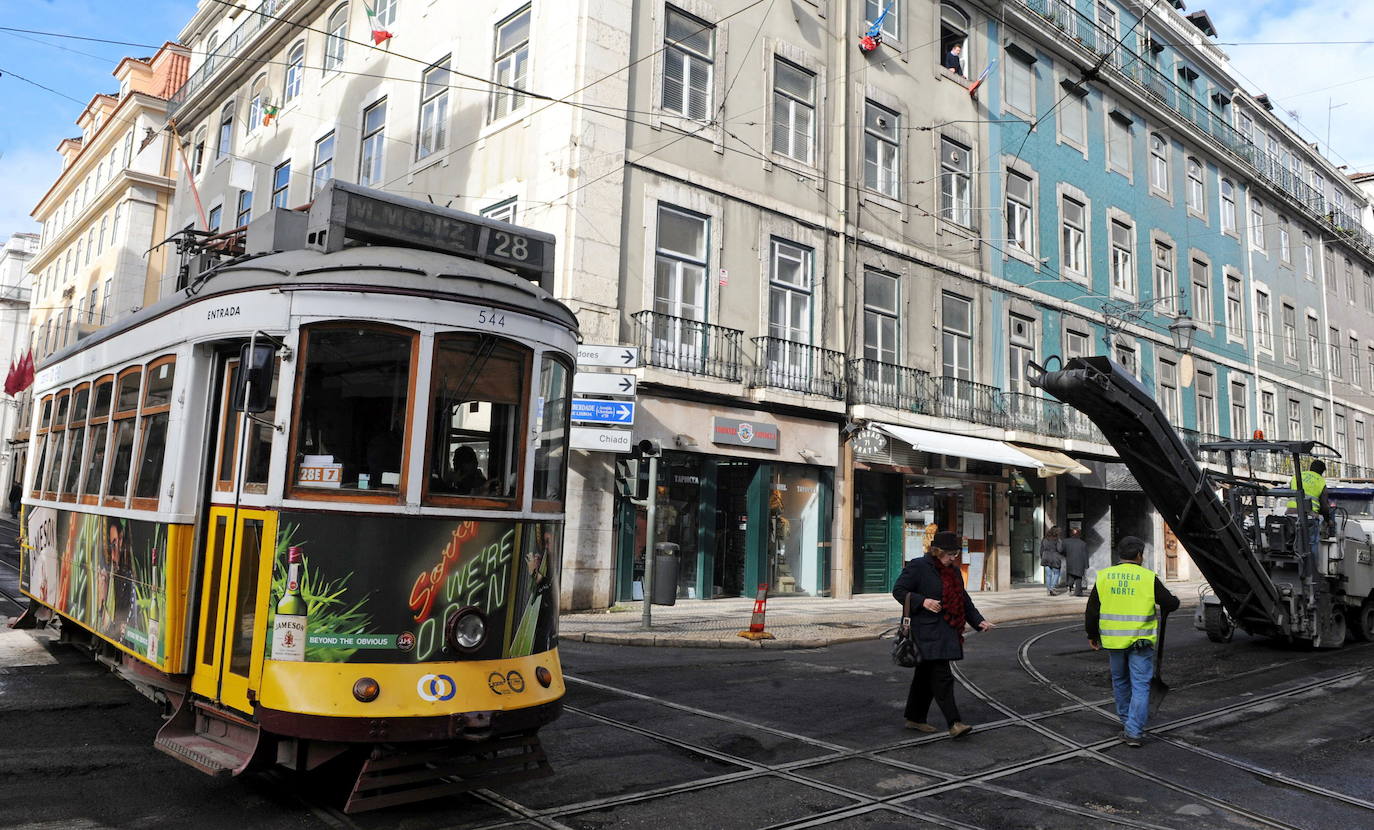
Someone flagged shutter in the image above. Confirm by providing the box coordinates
[772,92,790,155]
[795,105,812,163]
[663,50,685,114]
[687,57,709,120]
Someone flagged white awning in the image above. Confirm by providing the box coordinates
[873,423,1044,469]
[1013,446,1093,478]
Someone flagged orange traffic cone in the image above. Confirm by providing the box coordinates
[738,583,775,640]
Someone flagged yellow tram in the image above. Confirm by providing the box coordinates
[17,182,577,811]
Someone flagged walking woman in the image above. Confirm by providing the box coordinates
[893,531,995,738]
[1041,526,1064,595]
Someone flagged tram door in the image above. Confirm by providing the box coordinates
[189,354,279,714]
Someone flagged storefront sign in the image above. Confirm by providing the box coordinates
[712,417,779,449]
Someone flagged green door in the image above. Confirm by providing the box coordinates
[855,473,900,594]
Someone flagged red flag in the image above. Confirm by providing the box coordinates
[16,350,33,394]
[3,361,16,396]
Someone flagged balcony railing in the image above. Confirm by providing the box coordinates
[1001,391,1101,442]
[168,0,296,117]
[847,359,936,414]
[750,337,845,399]
[632,310,743,382]
[937,376,1004,427]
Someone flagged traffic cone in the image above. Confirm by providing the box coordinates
[737,583,775,640]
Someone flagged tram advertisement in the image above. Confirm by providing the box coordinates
[21,507,169,664]
[267,513,560,664]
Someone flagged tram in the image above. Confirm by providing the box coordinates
[16,181,577,811]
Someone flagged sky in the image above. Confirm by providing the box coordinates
[0,0,1370,235]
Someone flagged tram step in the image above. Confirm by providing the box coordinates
[154,697,262,777]
[344,735,552,814]
[154,732,247,776]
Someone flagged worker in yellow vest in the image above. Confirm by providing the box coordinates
[1085,536,1180,746]
[1287,459,1332,556]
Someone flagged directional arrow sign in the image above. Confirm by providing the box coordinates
[571,398,636,425]
[576,344,641,368]
[574,372,637,397]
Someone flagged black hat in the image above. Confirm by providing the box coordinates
[931,531,962,551]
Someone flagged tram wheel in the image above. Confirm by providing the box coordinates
[1202,604,1233,643]
[1348,601,1374,642]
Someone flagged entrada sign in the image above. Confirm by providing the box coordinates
[712,417,779,450]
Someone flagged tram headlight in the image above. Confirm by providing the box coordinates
[446,607,488,653]
[352,677,381,703]
[535,667,553,688]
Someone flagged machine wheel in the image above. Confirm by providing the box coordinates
[1202,603,1234,643]
[1319,609,1347,649]
[1348,602,1374,643]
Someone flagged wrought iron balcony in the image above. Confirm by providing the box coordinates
[632,310,743,382]
[750,337,844,399]
[167,0,297,118]
[846,359,936,414]
[937,376,1005,428]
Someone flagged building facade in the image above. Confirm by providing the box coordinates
[0,233,37,503]
[157,0,1374,610]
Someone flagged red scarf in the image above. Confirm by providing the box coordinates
[936,558,967,642]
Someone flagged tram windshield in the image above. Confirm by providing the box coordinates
[428,333,525,501]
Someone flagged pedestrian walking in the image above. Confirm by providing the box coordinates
[1085,535,1180,747]
[893,531,995,738]
[1061,527,1089,596]
[1040,526,1064,595]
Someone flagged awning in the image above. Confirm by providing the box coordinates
[874,423,1044,469]
[1013,446,1093,478]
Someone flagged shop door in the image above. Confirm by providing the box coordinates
[855,473,900,594]
[714,461,755,597]
[1009,490,1042,584]
[190,506,276,714]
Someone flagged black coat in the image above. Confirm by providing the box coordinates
[1061,536,1089,576]
[892,555,986,661]
[1039,537,1064,567]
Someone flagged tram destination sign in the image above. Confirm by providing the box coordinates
[573,372,637,396]
[571,398,636,425]
[576,344,640,368]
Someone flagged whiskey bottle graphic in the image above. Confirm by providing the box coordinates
[146,547,160,663]
[271,546,308,661]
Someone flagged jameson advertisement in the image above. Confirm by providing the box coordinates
[23,507,169,664]
[267,514,560,664]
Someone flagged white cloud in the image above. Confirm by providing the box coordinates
[1208,0,1374,170]
[0,143,62,235]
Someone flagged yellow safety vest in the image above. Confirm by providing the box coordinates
[1286,471,1326,514]
[1095,562,1160,649]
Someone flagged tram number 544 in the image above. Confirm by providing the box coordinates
[477,308,507,328]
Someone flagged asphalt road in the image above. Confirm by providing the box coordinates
[2,532,1371,828]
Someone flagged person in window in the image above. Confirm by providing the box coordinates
[451,445,487,495]
[942,42,964,76]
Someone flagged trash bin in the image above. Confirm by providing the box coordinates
[652,542,680,606]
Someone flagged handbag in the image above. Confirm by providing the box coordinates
[891,594,921,668]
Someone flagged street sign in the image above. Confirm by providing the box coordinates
[576,344,641,368]
[571,398,636,425]
[573,372,637,396]
[570,426,633,452]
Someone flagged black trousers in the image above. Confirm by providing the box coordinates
[905,659,961,724]
[1064,573,1085,594]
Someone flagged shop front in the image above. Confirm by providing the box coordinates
[615,399,838,601]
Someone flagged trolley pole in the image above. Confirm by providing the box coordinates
[641,455,659,630]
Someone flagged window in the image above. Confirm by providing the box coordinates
[215,356,278,494]
[427,334,526,503]
[768,239,813,347]
[192,127,207,176]
[216,102,234,161]
[236,189,253,228]
[866,0,899,39]
[862,271,899,387]
[1110,219,1133,293]
[1307,313,1321,367]
[1352,336,1361,384]
[1005,50,1034,115]
[293,325,413,495]
[324,4,348,72]
[1278,217,1291,263]
[1287,399,1301,440]
[1230,381,1247,438]
[271,161,290,208]
[88,287,98,323]
[207,205,223,233]
[1008,315,1035,393]
[863,102,899,197]
[105,367,141,504]
[1330,327,1342,378]
[1255,289,1271,350]
[940,3,969,77]
[204,32,220,72]
[1369,347,1374,388]
[1061,195,1086,277]
[1006,171,1033,253]
[84,230,94,265]
[1313,405,1325,445]
[359,98,386,186]
[663,6,714,119]
[45,392,69,496]
[98,216,108,254]
[1224,274,1242,338]
[133,358,175,504]
[81,377,113,500]
[1196,370,1215,435]
[490,6,531,121]
[1365,270,1373,312]
[1108,112,1133,175]
[941,292,973,381]
[418,57,450,160]
[1345,258,1356,299]
[1250,199,1264,251]
[111,202,121,240]
[1186,157,1204,213]
[373,0,397,27]
[1359,420,1368,468]
[1260,390,1276,440]
[311,131,335,197]
[247,74,268,134]
[284,41,305,101]
[480,197,517,224]
[31,396,52,496]
[1190,258,1210,323]
[652,204,709,365]
[939,137,972,227]
[1158,358,1179,424]
[1153,240,1175,313]
[1066,329,1089,359]
[771,58,815,164]
[533,354,572,505]
[1149,134,1169,193]
[1058,84,1087,146]
[59,385,89,499]
[1302,232,1314,280]
[1282,303,1297,360]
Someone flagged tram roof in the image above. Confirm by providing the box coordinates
[39,244,580,371]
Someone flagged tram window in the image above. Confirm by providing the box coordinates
[39,397,52,430]
[92,377,113,415]
[293,327,412,494]
[427,334,526,502]
[60,385,90,499]
[533,355,572,505]
[82,376,114,501]
[30,435,48,497]
[115,369,141,413]
[133,358,176,504]
[106,367,142,504]
[45,392,69,496]
[216,358,278,494]
[229,518,265,676]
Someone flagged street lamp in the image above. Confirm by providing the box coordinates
[1101,294,1197,355]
